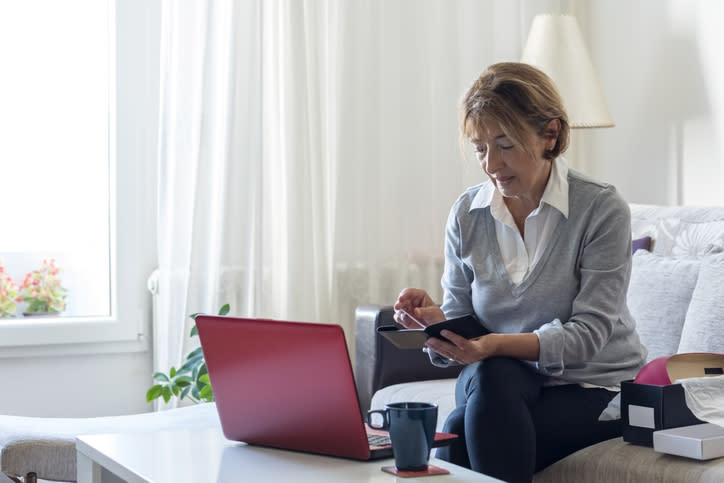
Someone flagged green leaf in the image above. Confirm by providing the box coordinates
[200,384,214,401]
[162,386,172,403]
[152,372,170,383]
[176,363,195,376]
[175,376,193,387]
[185,357,204,370]
[146,385,163,402]
[145,303,229,405]
[179,353,204,370]
[186,346,204,360]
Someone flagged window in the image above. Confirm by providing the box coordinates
[0,0,158,354]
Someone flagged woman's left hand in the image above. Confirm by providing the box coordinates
[426,330,541,364]
[425,330,495,365]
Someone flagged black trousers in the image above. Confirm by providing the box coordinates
[436,357,621,483]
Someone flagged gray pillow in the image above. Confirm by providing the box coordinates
[678,254,724,353]
[627,251,701,362]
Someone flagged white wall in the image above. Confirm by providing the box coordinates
[580,0,724,205]
[0,352,151,417]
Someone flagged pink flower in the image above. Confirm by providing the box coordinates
[16,260,67,314]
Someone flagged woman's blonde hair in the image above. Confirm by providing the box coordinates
[459,62,569,161]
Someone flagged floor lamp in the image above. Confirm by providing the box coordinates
[521,14,613,172]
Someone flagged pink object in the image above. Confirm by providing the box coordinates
[634,356,673,385]
[634,353,724,386]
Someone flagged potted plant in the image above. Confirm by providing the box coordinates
[0,260,18,318]
[17,258,67,315]
[146,303,229,404]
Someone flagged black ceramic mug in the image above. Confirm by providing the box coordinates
[366,402,438,471]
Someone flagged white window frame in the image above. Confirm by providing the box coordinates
[0,0,158,358]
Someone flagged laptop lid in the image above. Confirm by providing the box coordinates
[195,315,374,460]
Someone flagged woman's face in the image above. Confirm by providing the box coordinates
[472,120,554,206]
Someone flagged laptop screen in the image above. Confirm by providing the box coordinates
[195,315,373,460]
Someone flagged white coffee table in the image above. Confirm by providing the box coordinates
[76,427,501,482]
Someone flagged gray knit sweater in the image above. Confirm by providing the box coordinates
[439,169,647,387]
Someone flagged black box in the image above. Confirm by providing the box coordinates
[621,379,704,446]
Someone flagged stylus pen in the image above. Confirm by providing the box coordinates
[397,309,426,329]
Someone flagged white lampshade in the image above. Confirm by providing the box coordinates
[522,14,614,128]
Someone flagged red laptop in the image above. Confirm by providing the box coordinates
[195,315,456,460]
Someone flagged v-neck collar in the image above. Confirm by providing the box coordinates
[483,210,565,296]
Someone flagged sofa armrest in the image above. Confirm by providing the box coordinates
[354,304,463,412]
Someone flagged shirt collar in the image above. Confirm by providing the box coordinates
[540,156,569,218]
[469,157,570,219]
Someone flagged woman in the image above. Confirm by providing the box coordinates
[394,62,646,483]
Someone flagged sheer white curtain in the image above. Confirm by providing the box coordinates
[155,0,261,408]
[155,0,526,406]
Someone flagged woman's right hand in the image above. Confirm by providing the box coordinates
[393,288,445,328]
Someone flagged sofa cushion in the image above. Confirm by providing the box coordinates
[533,436,724,482]
[369,379,456,433]
[678,254,724,353]
[630,205,724,258]
[627,251,701,362]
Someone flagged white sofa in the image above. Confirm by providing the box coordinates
[355,203,724,482]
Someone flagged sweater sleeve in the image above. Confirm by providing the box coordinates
[440,198,476,319]
[425,197,476,368]
[534,186,632,375]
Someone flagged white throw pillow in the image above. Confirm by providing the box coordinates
[627,251,701,362]
[678,254,724,353]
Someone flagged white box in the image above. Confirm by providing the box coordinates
[653,423,724,460]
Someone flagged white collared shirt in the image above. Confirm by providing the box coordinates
[484,157,569,285]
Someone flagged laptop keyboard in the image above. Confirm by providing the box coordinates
[367,434,391,446]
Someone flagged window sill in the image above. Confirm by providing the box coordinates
[0,336,149,358]
[0,314,150,358]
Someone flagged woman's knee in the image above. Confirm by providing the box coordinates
[457,357,541,401]
[442,404,466,434]
[438,405,469,467]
